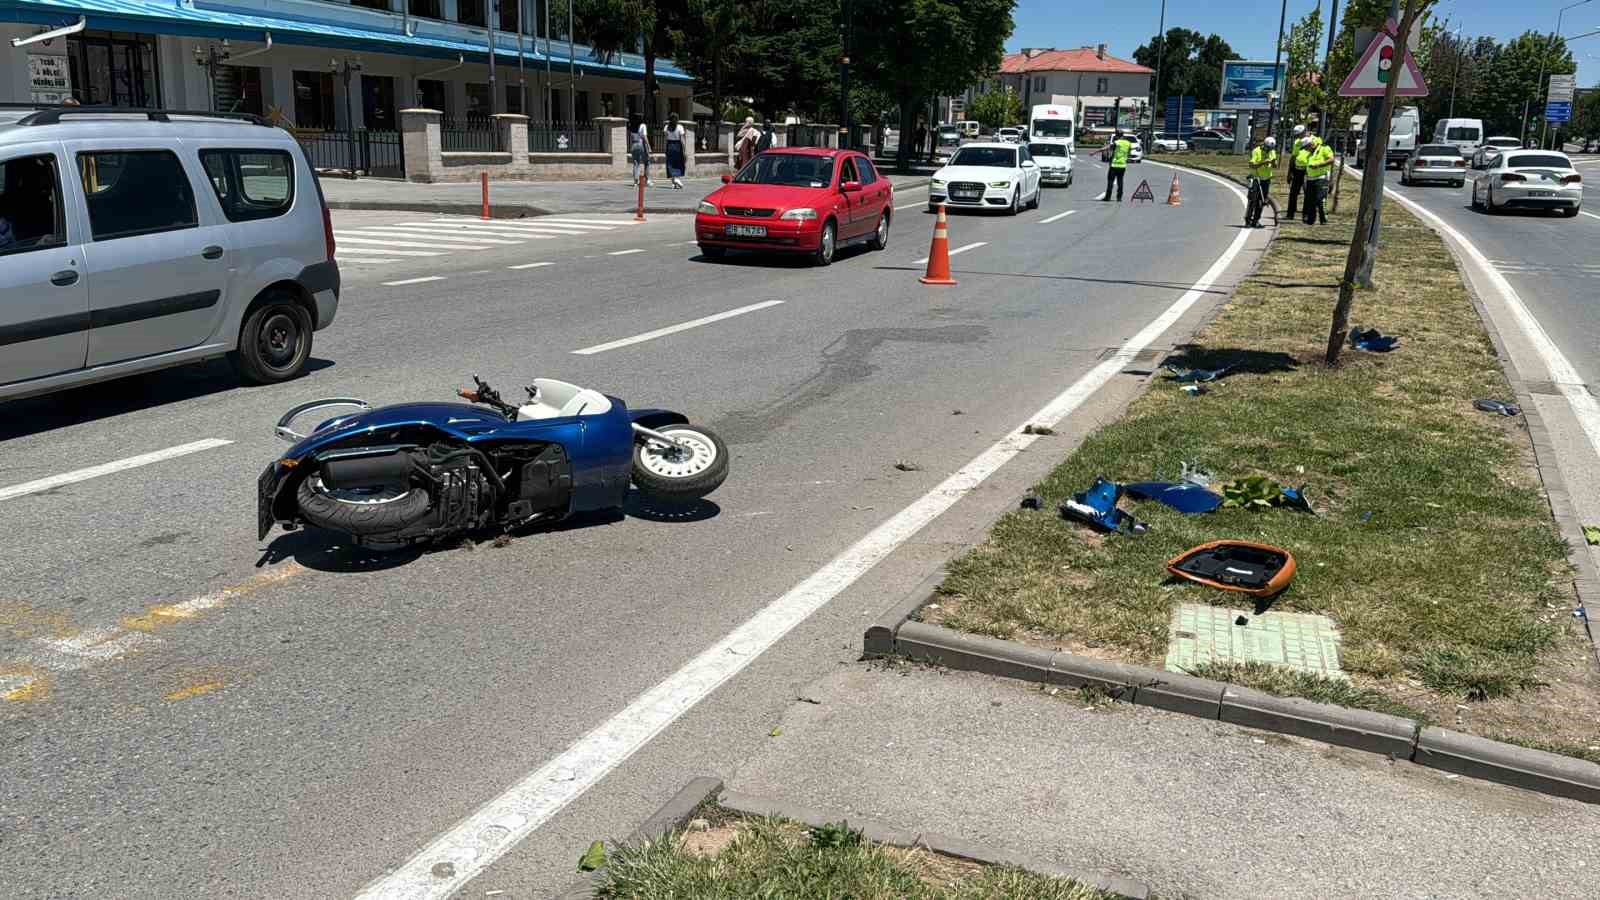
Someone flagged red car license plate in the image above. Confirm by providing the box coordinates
[725,224,767,237]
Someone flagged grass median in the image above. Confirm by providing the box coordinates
[592,814,1114,899]
[928,152,1600,753]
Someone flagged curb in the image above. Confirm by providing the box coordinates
[549,775,723,900]
[716,787,1152,900]
[865,597,1600,805]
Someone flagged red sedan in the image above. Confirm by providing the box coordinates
[695,147,894,266]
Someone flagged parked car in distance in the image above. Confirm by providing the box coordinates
[1401,144,1467,187]
[1150,132,1189,152]
[1470,150,1583,217]
[1472,136,1523,169]
[996,127,1023,144]
[1186,129,1233,151]
[695,148,893,266]
[1,107,340,403]
[928,142,1042,215]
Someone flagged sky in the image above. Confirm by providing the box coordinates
[1007,0,1600,88]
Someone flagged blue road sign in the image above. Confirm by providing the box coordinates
[1546,101,1572,123]
[1164,96,1195,134]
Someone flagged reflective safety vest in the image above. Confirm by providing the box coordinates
[1306,143,1335,179]
[1293,146,1311,171]
[1249,147,1277,179]
[1110,139,1131,168]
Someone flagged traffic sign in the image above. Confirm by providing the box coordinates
[1546,101,1572,123]
[1339,17,1427,97]
[1548,73,1576,103]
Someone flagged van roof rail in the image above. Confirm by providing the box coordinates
[15,107,270,127]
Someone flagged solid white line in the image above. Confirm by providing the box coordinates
[507,261,555,270]
[1583,211,1600,220]
[895,200,927,210]
[1375,180,1600,465]
[338,236,485,250]
[0,438,232,502]
[338,229,525,245]
[353,184,1254,900]
[382,276,445,286]
[571,300,784,355]
[607,248,646,256]
[912,241,987,265]
[1039,209,1078,224]
[336,247,443,258]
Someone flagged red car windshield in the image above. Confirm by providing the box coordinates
[735,153,835,188]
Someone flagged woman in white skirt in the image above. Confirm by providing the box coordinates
[663,112,687,189]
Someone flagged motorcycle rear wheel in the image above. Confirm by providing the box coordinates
[296,475,433,536]
[632,424,729,502]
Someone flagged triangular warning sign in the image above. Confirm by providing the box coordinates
[1340,17,1427,97]
[1130,179,1155,203]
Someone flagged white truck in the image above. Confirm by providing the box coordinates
[1356,105,1420,169]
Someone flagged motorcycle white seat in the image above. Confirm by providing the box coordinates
[518,378,613,419]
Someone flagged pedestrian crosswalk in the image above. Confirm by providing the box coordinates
[332,215,639,268]
[1489,259,1600,279]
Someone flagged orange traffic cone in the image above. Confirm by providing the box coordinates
[1166,173,1183,206]
[919,204,958,286]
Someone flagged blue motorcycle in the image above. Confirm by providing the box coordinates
[258,375,728,546]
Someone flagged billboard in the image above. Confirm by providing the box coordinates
[1220,61,1286,111]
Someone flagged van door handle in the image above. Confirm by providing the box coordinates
[50,269,79,286]
[202,245,225,260]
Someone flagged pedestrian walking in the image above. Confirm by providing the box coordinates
[756,119,775,154]
[663,111,687,189]
[1245,136,1278,228]
[1286,123,1307,218]
[735,117,761,169]
[1302,134,1334,226]
[629,114,653,188]
[1103,129,1132,201]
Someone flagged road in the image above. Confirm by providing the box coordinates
[0,156,1258,898]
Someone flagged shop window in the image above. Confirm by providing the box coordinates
[292,70,336,130]
[363,74,397,130]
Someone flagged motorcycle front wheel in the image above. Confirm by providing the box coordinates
[632,424,729,502]
[296,474,433,536]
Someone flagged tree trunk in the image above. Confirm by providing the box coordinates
[1325,0,1422,367]
[895,95,916,172]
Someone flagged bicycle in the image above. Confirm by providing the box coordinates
[1244,175,1279,228]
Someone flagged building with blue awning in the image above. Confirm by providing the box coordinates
[1,0,693,130]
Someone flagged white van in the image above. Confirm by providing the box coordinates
[1028,104,1075,154]
[1431,118,1484,154]
[955,120,981,139]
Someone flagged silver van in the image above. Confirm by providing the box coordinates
[1,107,339,402]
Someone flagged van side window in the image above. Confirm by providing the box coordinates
[0,154,67,256]
[200,149,295,222]
[77,150,198,241]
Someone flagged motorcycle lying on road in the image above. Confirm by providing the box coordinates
[258,376,728,547]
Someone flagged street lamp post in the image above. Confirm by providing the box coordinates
[1526,0,1593,146]
[839,0,852,147]
[193,41,230,111]
[332,57,364,174]
[1266,0,1290,140]
[1448,26,1466,119]
[1149,0,1166,148]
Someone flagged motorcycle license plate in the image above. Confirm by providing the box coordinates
[257,462,277,540]
[725,224,767,237]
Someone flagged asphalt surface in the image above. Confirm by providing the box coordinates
[733,665,1600,900]
[2,156,1262,898]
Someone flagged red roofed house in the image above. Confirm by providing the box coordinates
[966,45,1154,130]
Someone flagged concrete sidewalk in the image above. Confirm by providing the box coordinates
[318,172,932,217]
[728,664,1599,900]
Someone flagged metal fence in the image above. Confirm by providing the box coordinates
[527,122,602,152]
[786,123,828,147]
[440,118,504,153]
[293,129,405,179]
[695,119,725,152]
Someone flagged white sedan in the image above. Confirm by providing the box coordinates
[1150,132,1189,152]
[1471,136,1522,169]
[928,142,1042,215]
[1400,144,1468,187]
[1470,150,1583,217]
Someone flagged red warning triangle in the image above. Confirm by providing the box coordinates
[1130,179,1156,203]
[1339,17,1427,97]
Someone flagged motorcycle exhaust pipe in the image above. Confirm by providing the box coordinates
[320,451,415,490]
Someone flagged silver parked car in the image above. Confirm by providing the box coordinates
[1400,144,1467,187]
[1,107,339,402]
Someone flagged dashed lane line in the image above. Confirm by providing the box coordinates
[336,247,444,258]
[571,300,784,355]
[607,248,647,256]
[382,276,446,286]
[507,262,555,270]
[913,241,987,266]
[1039,209,1078,224]
[0,439,232,503]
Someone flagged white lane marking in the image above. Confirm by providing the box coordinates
[338,229,526,245]
[507,262,555,270]
[355,186,1254,900]
[913,241,987,266]
[607,248,646,256]
[0,438,232,503]
[336,247,444,258]
[338,236,486,250]
[480,219,616,231]
[382,276,445,286]
[418,220,593,235]
[896,200,928,210]
[1583,211,1600,220]
[571,300,784,355]
[529,217,636,226]
[341,257,405,265]
[399,221,586,237]
[1039,209,1078,224]
[1376,180,1600,464]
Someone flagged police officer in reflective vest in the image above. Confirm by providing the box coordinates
[1246,136,1278,228]
[1285,123,1308,217]
[1302,134,1334,225]
[1103,129,1132,202]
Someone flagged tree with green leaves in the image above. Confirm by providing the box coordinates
[1134,29,1238,110]
[575,0,683,123]
[850,0,1015,169]
[667,0,749,131]
[968,86,1022,131]
[1282,5,1325,128]
[1476,31,1575,139]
